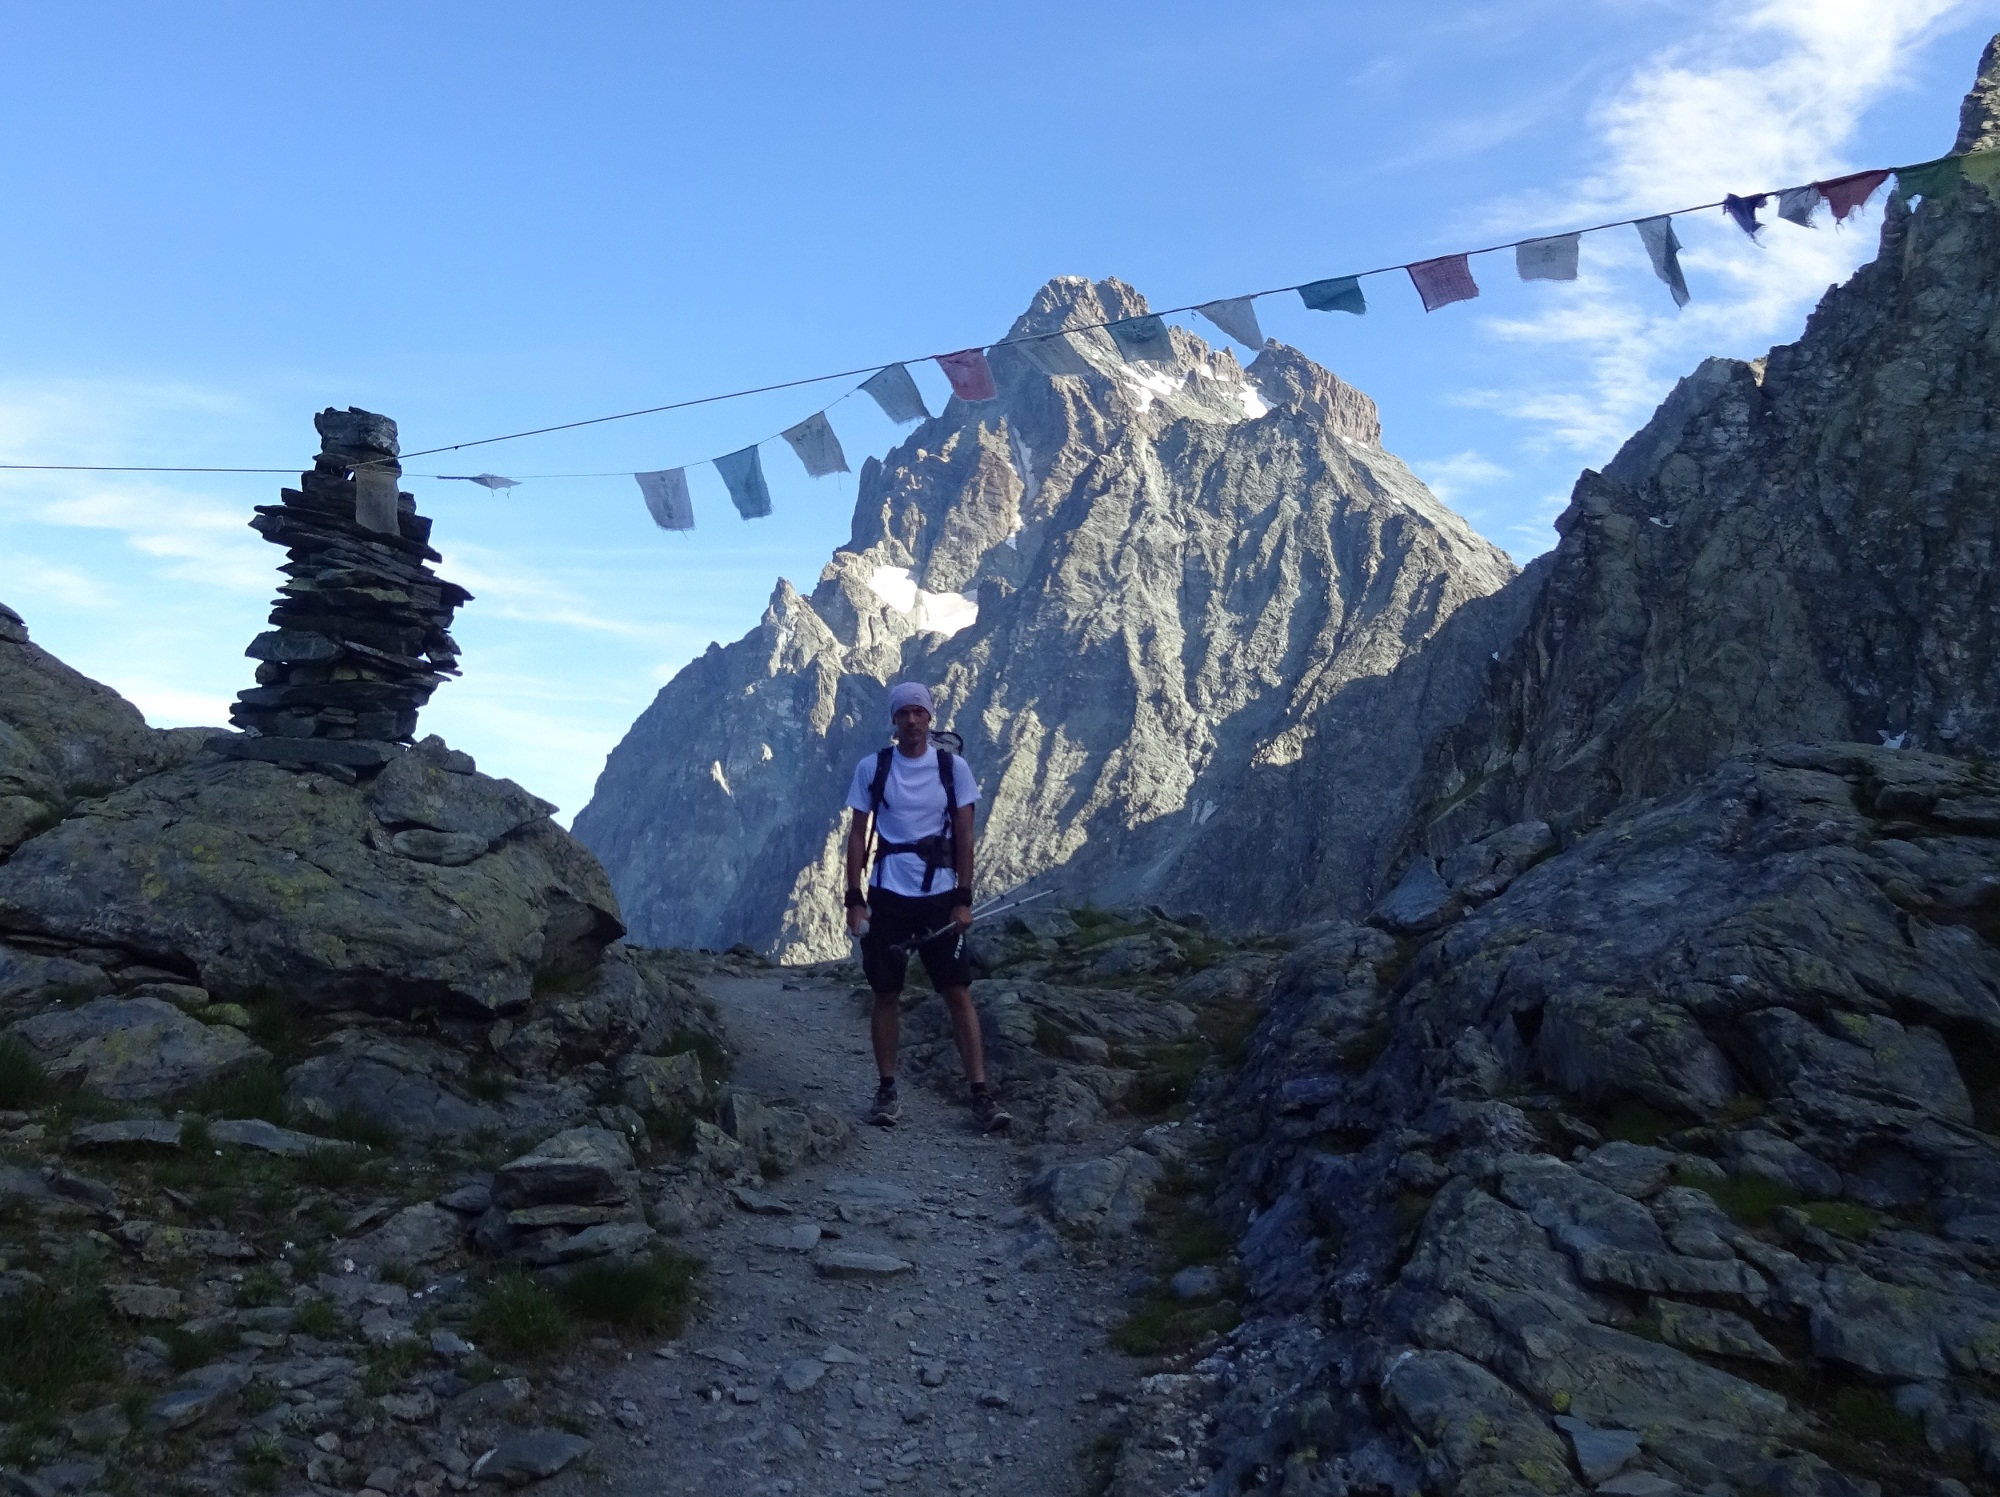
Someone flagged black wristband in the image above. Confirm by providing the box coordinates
[948,889,973,909]
[844,888,867,910]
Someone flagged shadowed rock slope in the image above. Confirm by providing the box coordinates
[576,280,1520,960]
[1086,37,2000,1497]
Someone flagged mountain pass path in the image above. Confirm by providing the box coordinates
[548,964,1146,1497]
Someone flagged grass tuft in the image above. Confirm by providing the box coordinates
[1688,1170,1800,1228]
[1602,1100,1680,1146]
[295,1143,368,1190]
[559,1251,703,1337]
[188,1061,288,1124]
[1802,1200,1881,1239]
[361,1338,429,1396]
[293,1298,340,1338]
[0,1037,50,1111]
[235,1265,286,1308]
[470,1269,576,1360]
[0,1252,114,1412]
[314,1104,399,1152]
[1110,1298,1239,1358]
[1827,1386,1925,1451]
[162,1323,239,1373]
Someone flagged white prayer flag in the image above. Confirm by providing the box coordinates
[1777,185,1819,227]
[1634,216,1691,308]
[635,468,695,531]
[1016,331,1096,378]
[1515,234,1580,282]
[1195,297,1265,351]
[780,411,849,478]
[860,364,929,425]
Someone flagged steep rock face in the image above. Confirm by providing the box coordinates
[577,278,1518,959]
[1407,118,2000,862]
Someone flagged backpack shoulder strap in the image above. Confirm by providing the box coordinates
[937,750,957,817]
[868,747,893,813]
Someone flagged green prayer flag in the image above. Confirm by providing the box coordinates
[1298,276,1366,316]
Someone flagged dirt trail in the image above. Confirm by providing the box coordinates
[546,964,1146,1497]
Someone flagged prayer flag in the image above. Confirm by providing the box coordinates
[780,411,849,478]
[1406,256,1478,312]
[1634,216,1690,308]
[860,363,929,425]
[1195,297,1266,350]
[936,348,997,402]
[1298,276,1368,315]
[1895,156,1962,206]
[1816,169,1890,222]
[438,473,520,489]
[1776,185,1819,227]
[354,468,401,535]
[635,468,694,531]
[1016,331,1096,378]
[1723,193,1767,238]
[714,445,773,520]
[1107,313,1175,364]
[1514,234,1579,281]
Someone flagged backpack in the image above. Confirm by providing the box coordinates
[866,742,961,893]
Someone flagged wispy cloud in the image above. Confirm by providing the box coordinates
[1411,449,1511,504]
[1455,0,1973,496]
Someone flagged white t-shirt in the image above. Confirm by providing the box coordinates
[846,745,981,897]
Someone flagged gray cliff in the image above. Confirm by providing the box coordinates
[575,280,1520,959]
[1096,35,2000,1497]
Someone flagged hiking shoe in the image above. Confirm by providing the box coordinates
[868,1083,901,1127]
[971,1089,1012,1134]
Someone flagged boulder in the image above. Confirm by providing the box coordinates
[286,1043,502,1141]
[492,1127,634,1209]
[370,737,555,843]
[474,1430,591,1486]
[0,944,110,1022]
[0,756,623,1020]
[347,1203,466,1268]
[619,1051,705,1113]
[1026,1148,1163,1236]
[145,1363,249,1431]
[7,997,266,1100]
[716,1089,851,1173]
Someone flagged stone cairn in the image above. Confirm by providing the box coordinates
[207,407,470,773]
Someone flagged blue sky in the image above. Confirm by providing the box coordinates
[3,1,1995,819]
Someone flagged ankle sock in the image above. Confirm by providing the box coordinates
[878,1075,897,1091]
[970,1081,992,1099]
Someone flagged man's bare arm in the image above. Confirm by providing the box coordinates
[845,811,871,932]
[951,802,976,929]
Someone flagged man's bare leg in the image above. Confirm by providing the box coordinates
[939,985,986,1085]
[871,991,902,1080]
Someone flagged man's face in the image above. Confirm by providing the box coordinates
[893,704,931,748]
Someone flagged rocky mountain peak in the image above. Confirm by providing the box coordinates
[577,278,1520,959]
[1953,31,2000,152]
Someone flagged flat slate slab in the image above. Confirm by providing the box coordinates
[814,1250,914,1280]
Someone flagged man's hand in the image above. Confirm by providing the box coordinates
[846,901,869,936]
[951,901,974,934]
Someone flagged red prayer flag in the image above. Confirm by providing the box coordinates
[1406,254,1480,312]
[936,348,997,402]
[1815,169,1890,223]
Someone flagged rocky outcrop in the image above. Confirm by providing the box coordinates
[0,739,621,1019]
[1102,39,2000,1497]
[577,278,1519,959]
[0,601,211,858]
[1406,92,2000,863]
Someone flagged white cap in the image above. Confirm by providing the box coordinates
[887,682,934,723]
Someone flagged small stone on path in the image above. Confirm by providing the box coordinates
[815,1249,914,1280]
[473,1429,592,1485]
[779,1358,826,1393]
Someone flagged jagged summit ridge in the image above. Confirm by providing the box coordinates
[575,277,1519,959]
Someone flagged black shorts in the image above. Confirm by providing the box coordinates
[860,887,972,995]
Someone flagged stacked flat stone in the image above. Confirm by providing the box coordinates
[213,407,470,771]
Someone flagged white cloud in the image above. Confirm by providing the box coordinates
[1460,0,1974,484]
[1410,450,1511,504]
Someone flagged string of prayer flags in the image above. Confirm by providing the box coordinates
[1515,234,1579,282]
[1777,185,1819,227]
[1298,276,1368,315]
[635,468,695,531]
[861,363,930,425]
[936,348,997,402]
[1893,150,2000,209]
[715,445,773,520]
[1723,193,1767,238]
[1406,255,1479,312]
[1107,313,1175,365]
[1817,169,1890,223]
[439,473,520,489]
[1195,297,1266,350]
[1635,216,1691,308]
[780,411,849,478]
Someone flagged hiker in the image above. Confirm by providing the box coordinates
[844,682,1011,1133]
